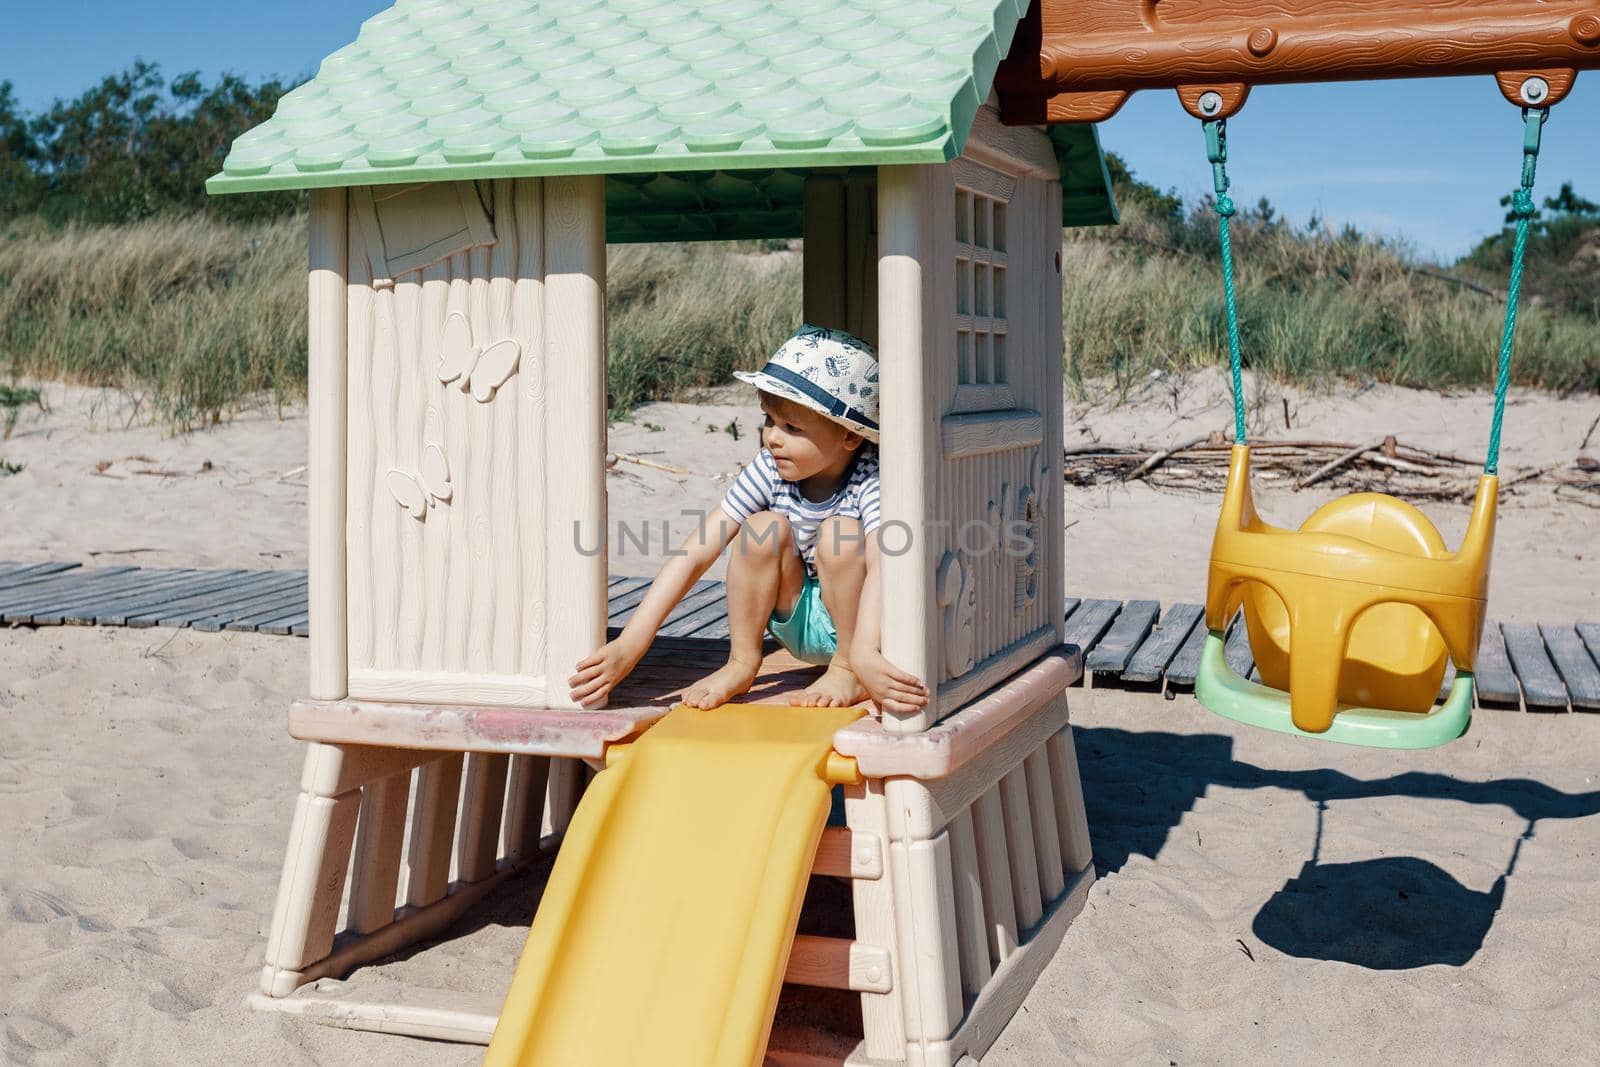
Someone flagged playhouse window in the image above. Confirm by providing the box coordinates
[953,168,1013,411]
[352,181,497,284]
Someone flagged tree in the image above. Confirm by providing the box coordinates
[0,81,42,216]
[21,61,299,223]
[1103,151,1184,225]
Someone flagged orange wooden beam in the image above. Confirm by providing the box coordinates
[998,1,1600,122]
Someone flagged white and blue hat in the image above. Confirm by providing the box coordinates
[735,323,879,443]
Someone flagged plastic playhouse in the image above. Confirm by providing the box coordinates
[206,0,1598,1063]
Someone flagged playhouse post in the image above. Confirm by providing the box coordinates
[541,174,608,709]
[877,164,945,732]
[307,187,348,701]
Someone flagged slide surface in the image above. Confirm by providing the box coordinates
[484,702,864,1067]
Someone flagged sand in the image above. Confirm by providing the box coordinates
[2,378,1598,1064]
[5,371,1594,617]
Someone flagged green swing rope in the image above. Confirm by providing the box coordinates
[1202,108,1547,473]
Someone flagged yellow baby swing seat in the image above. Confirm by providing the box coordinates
[1200,445,1494,747]
[1192,108,1549,749]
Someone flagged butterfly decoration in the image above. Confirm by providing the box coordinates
[437,311,521,403]
[387,442,452,521]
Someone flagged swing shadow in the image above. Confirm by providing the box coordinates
[1073,725,1600,970]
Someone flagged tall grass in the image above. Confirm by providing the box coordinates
[1,206,1595,430]
[605,242,801,414]
[0,213,306,427]
[1061,201,1600,399]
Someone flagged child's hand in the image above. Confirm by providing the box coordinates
[852,647,929,716]
[570,634,647,708]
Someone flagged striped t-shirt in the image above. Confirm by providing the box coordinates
[720,447,881,574]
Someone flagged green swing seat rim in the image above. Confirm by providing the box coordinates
[1193,631,1473,750]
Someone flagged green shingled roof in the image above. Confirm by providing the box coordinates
[206,0,1117,237]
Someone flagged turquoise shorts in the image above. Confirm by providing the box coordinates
[768,574,837,666]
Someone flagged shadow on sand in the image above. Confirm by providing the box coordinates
[1074,725,1600,970]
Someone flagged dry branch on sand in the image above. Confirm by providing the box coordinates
[1064,433,1600,502]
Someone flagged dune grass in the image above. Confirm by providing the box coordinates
[0,206,1595,431]
[1060,201,1600,403]
[0,213,306,428]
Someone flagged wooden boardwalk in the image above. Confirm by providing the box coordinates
[4,561,1598,713]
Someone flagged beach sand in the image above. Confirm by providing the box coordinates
[2,378,1598,1064]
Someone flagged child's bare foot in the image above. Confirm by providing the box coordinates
[792,664,866,708]
[682,657,762,709]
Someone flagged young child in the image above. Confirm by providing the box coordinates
[570,324,929,715]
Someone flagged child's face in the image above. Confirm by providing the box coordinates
[759,393,862,481]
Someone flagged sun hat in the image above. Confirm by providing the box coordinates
[734,323,879,443]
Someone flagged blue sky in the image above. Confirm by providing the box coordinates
[4,2,1597,261]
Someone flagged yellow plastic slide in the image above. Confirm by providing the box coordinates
[484,702,864,1067]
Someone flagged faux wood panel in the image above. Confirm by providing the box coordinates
[344,177,602,707]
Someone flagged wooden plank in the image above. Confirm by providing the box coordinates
[694,613,732,640]
[126,571,305,629]
[29,569,207,625]
[1473,621,1522,707]
[606,576,650,602]
[1501,623,1569,711]
[1060,598,1120,658]
[655,581,729,637]
[1223,613,1255,679]
[222,585,316,632]
[1084,598,1159,676]
[1122,601,1203,684]
[195,581,312,632]
[264,612,310,637]
[154,575,313,633]
[0,567,140,617]
[605,581,653,623]
[58,569,239,625]
[1578,625,1600,710]
[249,604,309,636]
[1539,624,1600,711]
[658,602,729,640]
[107,570,286,627]
[1165,616,1210,687]
[0,561,82,592]
[90,569,255,625]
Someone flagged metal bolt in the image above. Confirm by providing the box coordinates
[1198,91,1224,117]
[1520,76,1550,105]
